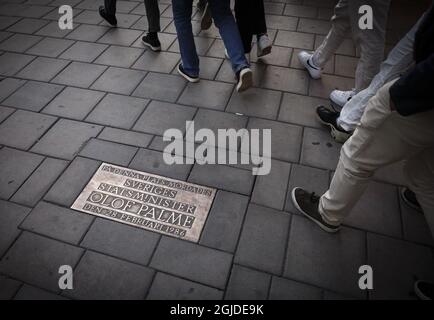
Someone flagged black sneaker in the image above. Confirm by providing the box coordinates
[142,33,161,52]
[177,64,199,83]
[99,6,117,26]
[236,67,252,93]
[400,187,422,212]
[200,3,212,30]
[291,187,341,233]
[316,105,351,143]
[414,280,434,300]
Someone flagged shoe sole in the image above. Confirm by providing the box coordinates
[414,281,431,300]
[236,69,252,93]
[257,45,272,58]
[297,52,321,80]
[291,187,340,233]
[201,5,212,30]
[315,112,351,144]
[142,40,161,52]
[400,188,423,213]
[177,65,199,83]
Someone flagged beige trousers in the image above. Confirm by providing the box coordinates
[312,0,391,91]
[319,79,434,238]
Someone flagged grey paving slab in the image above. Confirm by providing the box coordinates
[235,204,291,274]
[301,127,341,170]
[400,196,434,247]
[97,27,143,46]
[0,52,35,76]
[31,118,102,160]
[16,56,69,82]
[284,4,318,18]
[0,33,42,52]
[132,72,186,103]
[86,93,148,129]
[261,65,308,95]
[0,105,15,123]
[63,251,154,300]
[81,217,160,265]
[6,17,49,34]
[0,31,12,43]
[169,36,214,56]
[367,233,434,299]
[178,80,234,111]
[309,74,355,99]
[26,37,74,58]
[59,41,108,63]
[1,4,54,18]
[344,181,402,238]
[94,45,143,68]
[297,17,331,35]
[44,157,101,207]
[66,24,109,42]
[189,164,254,195]
[0,232,83,292]
[266,14,298,31]
[0,16,21,30]
[35,21,74,38]
[100,12,141,28]
[42,87,105,120]
[132,50,180,73]
[150,236,233,289]
[335,55,358,78]
[0,109,56,149]
[250,46,292,68]
[21,201,93,244]
[133,100,196,136]
[284,215,366,298]
[278,93,328,128]
[129,148,192,181]
[0,200,30,257]
[0,275,21,300]
[14,285,68,300]
[226,87,282,120]
[79,138,138,166]
[51,61,107,88]
[284,164,330,214]
[3,80,63,111]
[246,117,303,163]
[0,147,43,199]
[74,9,103,25]
[269,276,323,300]
[148,272,223,300]
[75,0,102,10]
[0,78,26,102]
[98,127,153,148]
[225,265,271,300]
[90,66,146,95]
[200,191,249,253]
[11,157,68,207]
[251,160,291,211]
[275,30,315,50]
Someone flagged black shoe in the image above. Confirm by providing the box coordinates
[316,105,351,143]
[200,3,212,30]
[177,64,199,83]
[291,187,341,233]
[236,67,252,93]
[414,280,434,300]
[142,33,161,52]
[99,6,117,26]
[400,187,422,212]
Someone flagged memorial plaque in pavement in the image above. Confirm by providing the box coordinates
[71,163,216,242]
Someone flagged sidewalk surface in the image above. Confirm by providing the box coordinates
[0,0,433,300]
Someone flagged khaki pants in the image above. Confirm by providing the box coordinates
[312,0,391,91]
[319,79,434,238]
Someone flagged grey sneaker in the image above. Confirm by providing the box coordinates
[291,187,341,233]
[257,34,272,58]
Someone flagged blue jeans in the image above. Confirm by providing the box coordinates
[172,0,249,77]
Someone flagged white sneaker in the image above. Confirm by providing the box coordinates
[236,67,253,93]
[297,51,321,79]
[330,89,356,108]
[257,34,272,58]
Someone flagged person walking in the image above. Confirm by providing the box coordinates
[99,0,163,51]
[298,0,391,108]
[172,0,253,92]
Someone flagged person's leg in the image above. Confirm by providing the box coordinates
[104,0,116,15]
[100,0,117,25]
[337,10,422,132]
[234,0,253,54]
[318,80,434,226]
[144,0,161,33]
[405,148,434,237]
[172,0,199,77]
[311,0,350,67]
[349,0,391,92]
[208,0,249,74]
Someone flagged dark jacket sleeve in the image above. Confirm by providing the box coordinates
[389,53,434,116]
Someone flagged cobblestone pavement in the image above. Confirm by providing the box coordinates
[0,0,433,300]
